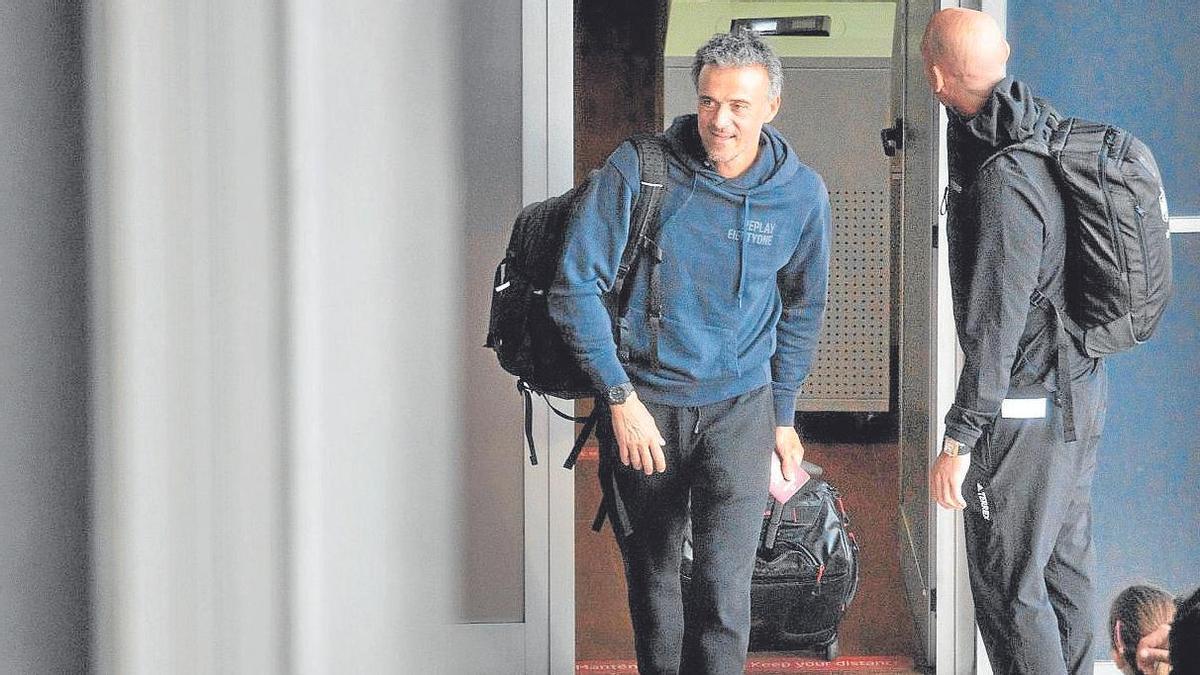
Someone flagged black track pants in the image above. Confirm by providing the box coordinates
[964,365,1108,675]
[597,385,775,675]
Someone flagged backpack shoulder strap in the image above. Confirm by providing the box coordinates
[625,135,671,367]
[1046,115,1076,156]
[606,135,671,365]
[612,134,669,297]
[1029,289,1081,444]
[632,133,669,185]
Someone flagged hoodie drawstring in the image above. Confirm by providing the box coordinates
[737,195,750,307]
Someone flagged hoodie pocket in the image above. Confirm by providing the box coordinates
[625,308,739,382]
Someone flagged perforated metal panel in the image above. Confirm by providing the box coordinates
[800,189,891,411]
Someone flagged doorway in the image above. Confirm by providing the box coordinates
[570,1,957,673]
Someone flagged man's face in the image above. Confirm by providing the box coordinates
[696,64,780,178]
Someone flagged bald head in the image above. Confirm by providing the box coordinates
[921,8,1009,115]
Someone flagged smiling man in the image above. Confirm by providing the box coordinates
[550,30,831,675]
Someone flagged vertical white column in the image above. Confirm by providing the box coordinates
[522,1,552,671]
[89,3,214,672]
[522,0,578,670]
[934,1,1004,673]
[88,1,289,672]
[981,0,1007,40]
[283,1,327,670]
[284,2,463,672]
[546,0,578,672]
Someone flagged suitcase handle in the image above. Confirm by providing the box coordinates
[801,460,824,479]
[762,461,824,550]
[763,498,786,550]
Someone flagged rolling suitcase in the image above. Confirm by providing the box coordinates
[682,463,860,660]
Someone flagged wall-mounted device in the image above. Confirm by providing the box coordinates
[730,15,832,36]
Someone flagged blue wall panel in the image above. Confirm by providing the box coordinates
[1008,0,1200,659]
[1009,2,1200,213]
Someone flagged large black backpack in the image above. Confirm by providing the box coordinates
[485,135,669,466]
[681,468,861,661]
[986,118,1173,357]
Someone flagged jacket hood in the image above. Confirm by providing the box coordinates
[954,77,1059,147]
[663,114,801,193]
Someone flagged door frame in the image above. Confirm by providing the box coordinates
[523,0,578,672]
[437,1,577,672]
[895,0,982,671]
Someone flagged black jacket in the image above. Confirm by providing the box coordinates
[943,77,1099,449]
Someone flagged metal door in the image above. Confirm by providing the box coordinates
[890,0,939,669]
[892,2,981,672]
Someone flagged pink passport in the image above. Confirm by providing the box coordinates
[769,453,811,504]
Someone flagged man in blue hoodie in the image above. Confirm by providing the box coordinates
[550,30,831,675]
[923,10,1108,674]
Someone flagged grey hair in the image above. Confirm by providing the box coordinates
[691,30,782,100]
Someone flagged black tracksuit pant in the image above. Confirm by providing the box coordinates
[597,385,775,675]
[964,364,1108,675]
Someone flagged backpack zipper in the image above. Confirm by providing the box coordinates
[1131,202,1152,339]
[1097,130,1130,299]
[1109,129,1147,338]
[1116,138,1157,338]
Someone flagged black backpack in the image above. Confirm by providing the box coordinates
[485,135,669,467]
[681,467,861,660]
[986,118,1174,358]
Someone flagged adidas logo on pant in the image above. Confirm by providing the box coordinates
[976,483,991,521]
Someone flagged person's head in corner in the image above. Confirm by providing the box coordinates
[1169,586,1200,673]
[1109,584,1176,675]
[920,8,1010,116]
[690,30,782,178]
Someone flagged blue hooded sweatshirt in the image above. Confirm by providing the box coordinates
[548,115,831,425]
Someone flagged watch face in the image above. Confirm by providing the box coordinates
[607,385,627,404]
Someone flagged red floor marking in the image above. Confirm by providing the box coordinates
[576,655,915,673]
[745,655,915,672]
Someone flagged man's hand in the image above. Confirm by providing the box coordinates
[775,426,805,481]
[609,392,667,475]
[1135,622,1171,675]
[930,442,970,510]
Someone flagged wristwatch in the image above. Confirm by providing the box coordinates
[942,437,970,457]
[605,382,635,405]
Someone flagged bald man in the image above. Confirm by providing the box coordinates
[922,9,1109,675]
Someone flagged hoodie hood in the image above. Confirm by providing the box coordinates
[661,114,812,307]
[954,76,1059,148]
[663,114,801,194]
